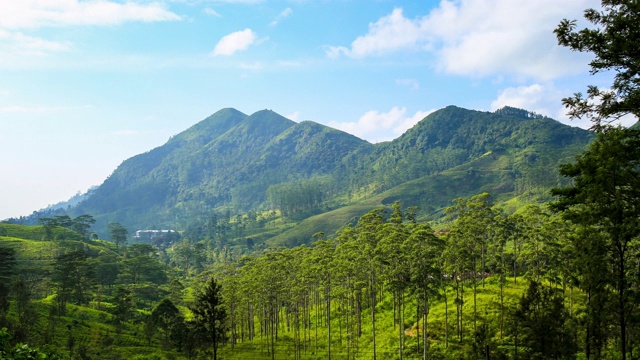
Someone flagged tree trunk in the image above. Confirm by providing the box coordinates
[356,289,362,338]
[423,304,429,360]
[443,280,449,348]
[399,289,403,360]
[618,247,627,360]
[499,276,504,341]
[327,288,331,360]
[416,303,420,356]
[371,280,377,360]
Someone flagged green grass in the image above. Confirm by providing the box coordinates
[0,234,116,265]
[0,223,84,241]
[267,204,378,247]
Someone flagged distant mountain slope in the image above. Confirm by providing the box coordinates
[61,105,594,241]
[351,106,592,192]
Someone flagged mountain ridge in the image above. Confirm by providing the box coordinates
[10,105,594,245]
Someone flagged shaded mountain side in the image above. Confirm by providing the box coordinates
[78,108,248,214]
[71,109,371,235]
[262,120,373,176]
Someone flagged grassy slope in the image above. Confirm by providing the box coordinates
[0,223,84,241]
[269,150,533,246]
[0,226,176,359]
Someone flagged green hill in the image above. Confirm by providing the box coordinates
[10,105,593,245]
[264,107,593,246]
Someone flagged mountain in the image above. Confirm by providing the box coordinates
[72,108,371,235]
[60,105,593,242]
[40,186,98,212]
[269,106,594,245]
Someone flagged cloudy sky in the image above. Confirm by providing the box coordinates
[0,0,628,219]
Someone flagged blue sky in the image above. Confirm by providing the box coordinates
[0,0,629,219]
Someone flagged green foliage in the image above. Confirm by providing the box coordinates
[0,328,50,360]
[0,223,83,242]
[551,126,640,359]
[0,247,16,284]
[52,251,96,314]
[191,277,226,359]
[2,103,627,360]
[151,298,184,348]
[555,0,640,130]
[266,175,335,217]
[108,223,128,251]
[120,245,167,286]
[0,191,608,359]
[509,281,576,359]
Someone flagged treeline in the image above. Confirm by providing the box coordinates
[212,198,580,359]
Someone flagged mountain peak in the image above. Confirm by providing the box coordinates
[494,106,545,119]
[170,108,247,145]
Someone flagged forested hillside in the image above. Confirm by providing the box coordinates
[8,105,593,247]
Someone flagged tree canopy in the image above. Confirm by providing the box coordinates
[555,0,640,130]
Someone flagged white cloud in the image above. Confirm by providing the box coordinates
[327,1,597,81]
[270,7,292,26]
[428,0,596,80]
[0,0,181,29]
[492,84,553,114]
[329,107,434,143]
[204,8,222,17]
[212,28,257,56]
[327,8,429,58]
[239,61,263,70]
[0,29,71,55]
[491,83,640,129]
[325,45,349,59]
[490,83,599,128]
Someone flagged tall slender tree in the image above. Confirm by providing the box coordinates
[356,208,386,360]
[404,223,444,360]
[192,277,227,360]
[551,126,640,359]
[108,222,128,251]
